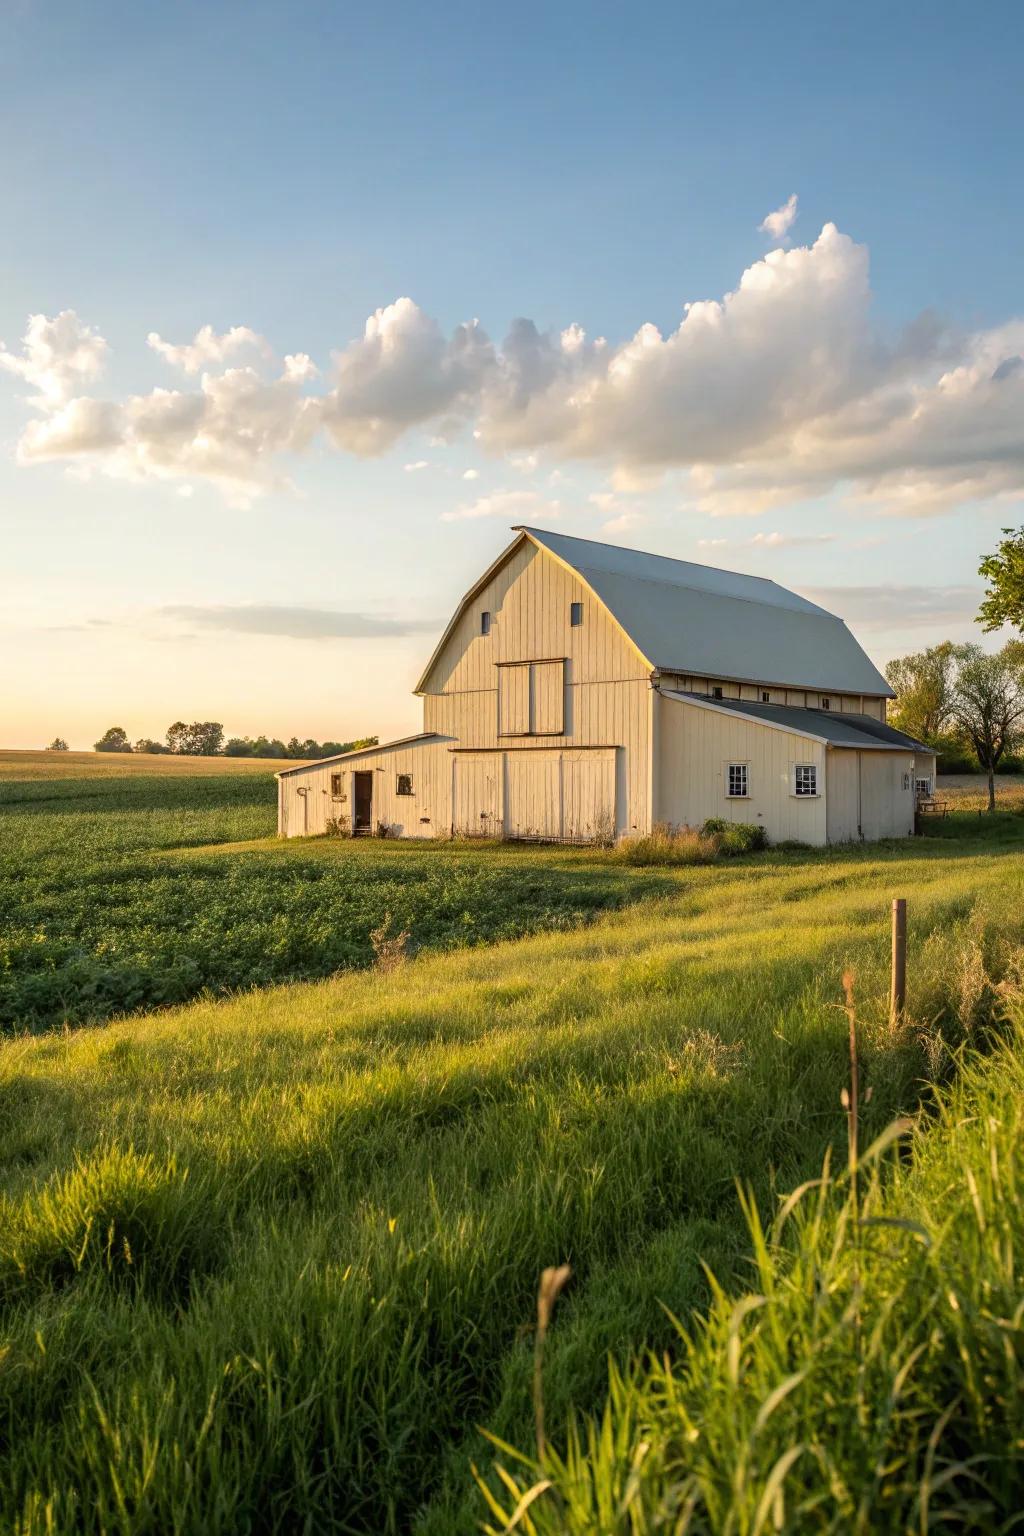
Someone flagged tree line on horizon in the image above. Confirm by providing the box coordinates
[45,722,379,760]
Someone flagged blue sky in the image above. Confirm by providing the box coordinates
[1,1,1021,747]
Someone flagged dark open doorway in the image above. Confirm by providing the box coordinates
[353,771,373,835]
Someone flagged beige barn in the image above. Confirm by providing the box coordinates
[277,527,935,846]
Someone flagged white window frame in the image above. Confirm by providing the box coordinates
[916,776,933,797]
[792,763,818,798]
[725,761,749,799]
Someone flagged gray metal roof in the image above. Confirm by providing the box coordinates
[519,527,893,697]
[663,691,930,751]
[275,732,445,778]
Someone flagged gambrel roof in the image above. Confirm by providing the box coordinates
[416,527,892,697]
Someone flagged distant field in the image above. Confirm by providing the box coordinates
[938,771,1024,812]
[0,749,299,779]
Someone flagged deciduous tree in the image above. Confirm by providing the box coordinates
[950,643,1024,811]
[94,726,132,753]
[45,737,68,751]
[165,721,225,756]
[884,642,958,742]
[978,526,1024,634]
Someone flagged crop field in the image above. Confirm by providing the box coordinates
[0,749,301,780]
[1,754,1023,1532]
[0,760,667,1032]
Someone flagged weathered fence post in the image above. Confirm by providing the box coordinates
[890,898,907,1024]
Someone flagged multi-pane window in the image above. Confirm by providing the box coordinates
[330,773,342,796]
[727,763,748,798]
[916,777,932,797]
[794,764,817,797]
[396,774,413,796]
[570,601,583,627]
[480,611,492,636]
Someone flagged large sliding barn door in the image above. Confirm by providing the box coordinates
[504,753,562,840]
[561,750,615,842]
[502,749,615,842]
[453,755,502,837]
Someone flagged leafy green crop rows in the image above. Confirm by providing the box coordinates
[0,773,660,1031]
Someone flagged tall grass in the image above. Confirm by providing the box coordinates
[0,834,1021,1533]
[480,991,1024,1533]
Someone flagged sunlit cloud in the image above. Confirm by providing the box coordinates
[3,220,1024,521]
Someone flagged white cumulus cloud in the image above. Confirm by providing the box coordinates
[0,311,108,407]
[17,364,319,507]
[147,324,268,374]
[3,219,1024,520]
[321,296,494,456]
[759,194,799,243]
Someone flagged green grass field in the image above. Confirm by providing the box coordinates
[1,753,1022,1532]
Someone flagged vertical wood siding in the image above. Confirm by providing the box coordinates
[859,751,916,840]
[278,740,453,839]
[656,694,828,845]
[657,673,888,719]
[453,755,503,837]
[825,751,862,843]
[532,660,565,734]
[453,747,616,841]
[420,542,653,834]
[498,664,530,735]
[827,749,923,843]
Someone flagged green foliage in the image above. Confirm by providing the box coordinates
[223,733,377,758]
[483,1001,1024,1534]
[701,817,769,853]
[932,730,980,774]
[885,640,959,741]
[132,737,168,755]
[0,832,1021,1533]
[165,720,225,755]
[612,821,769,866]
[978,523,1024,633]
[44,738,67,752]
[93,726,132,753]
[0,773,657,1031]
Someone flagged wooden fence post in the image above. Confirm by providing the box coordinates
[890,898,907,1023]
